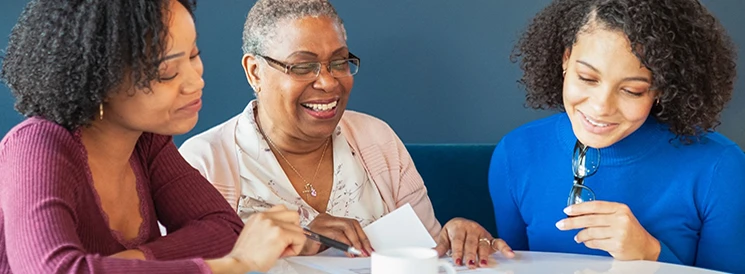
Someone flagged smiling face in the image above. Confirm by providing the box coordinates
[244,16,352,143]
[562,26,657,149]
[105,0,204,135]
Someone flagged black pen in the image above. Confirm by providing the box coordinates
[302,227,363,256]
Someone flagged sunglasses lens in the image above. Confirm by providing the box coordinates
[573,142,600,178]
[567,184,596,206]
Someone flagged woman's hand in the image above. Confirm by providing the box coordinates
[434,217,514,269]
[302,213,373,257]
[219,205,307,273]
[557,201,661,261]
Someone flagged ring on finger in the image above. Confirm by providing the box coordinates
[489,238,501,251]
[478,237,491,246]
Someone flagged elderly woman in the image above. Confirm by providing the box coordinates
[179,0,511,268]
[489,0,744,273]
[0,0,306,273]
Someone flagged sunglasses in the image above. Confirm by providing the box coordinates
[567,140,601,207]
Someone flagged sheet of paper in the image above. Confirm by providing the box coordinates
[362,203,437,250]
[285,203,509,273]
[287,256,507,273]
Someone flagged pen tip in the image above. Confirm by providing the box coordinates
[349,247,363,256]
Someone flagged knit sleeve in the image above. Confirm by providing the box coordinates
[692,145,745,273]
[136,133,243,260]
[488,138,529,250]
[390,129,443,238]
[0,122,208,273]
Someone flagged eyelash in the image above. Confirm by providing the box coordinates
[578,76,597,84]
[159,73,178,82]
[159,50,201,81]
[190,50,201,59]
[578,76,646,97]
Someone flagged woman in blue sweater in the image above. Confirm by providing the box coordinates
[489,0,744,273]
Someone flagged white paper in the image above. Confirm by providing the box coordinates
[287,256,507,273]
[362,203,437,250]
[283,203,508,273]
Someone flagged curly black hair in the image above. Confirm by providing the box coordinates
[1,0,196,130]
[511,0,737,141]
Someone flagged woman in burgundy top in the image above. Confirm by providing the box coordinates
[0,0,306,273]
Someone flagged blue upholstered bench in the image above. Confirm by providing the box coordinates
[405,144,498,237]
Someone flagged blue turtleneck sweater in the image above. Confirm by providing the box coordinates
[488,113,745,273]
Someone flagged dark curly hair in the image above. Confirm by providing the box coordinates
[511,0,737,141]
[1,0,196,130]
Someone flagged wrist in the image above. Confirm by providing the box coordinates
[645,236,661,261]
[206,257,255,274]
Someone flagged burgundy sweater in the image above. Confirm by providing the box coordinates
[0,118,244,273]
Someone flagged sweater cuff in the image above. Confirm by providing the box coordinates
[192,258,213,274]
[138,245,157,260]
[656,240,681,264]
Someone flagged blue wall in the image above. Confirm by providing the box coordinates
[1,0,743,147]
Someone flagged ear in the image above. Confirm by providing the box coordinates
[562,47,571,71]
[242,54,261,92]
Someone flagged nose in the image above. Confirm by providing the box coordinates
[312,65,339,93]
[588,85,616,115]
[182,58,205,94]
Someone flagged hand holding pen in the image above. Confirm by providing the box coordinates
[301,213,374,257]
[224,205,307,273]
[303,227,363,256]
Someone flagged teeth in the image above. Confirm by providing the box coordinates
[584,115,610,127]
[302,100,338,111]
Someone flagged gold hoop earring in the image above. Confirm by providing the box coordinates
[99,103,104,120]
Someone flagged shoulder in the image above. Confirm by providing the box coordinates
[688,133,745,170]
[339,110,401,150]
[0,118,84,197]
[340,110,395,132]
[1,117,79,158]
[499,113,564,150]
[667,132,745,165]
[179,114,241,171]
[180,115,241,154]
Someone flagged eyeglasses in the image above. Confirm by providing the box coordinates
[567,140,601,207]
[258,53,360,80]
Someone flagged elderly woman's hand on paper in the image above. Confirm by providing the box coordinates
[434,218,515,269]
[302,213,374,257]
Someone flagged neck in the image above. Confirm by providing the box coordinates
[80,118,142,170]
[255,104,329,156]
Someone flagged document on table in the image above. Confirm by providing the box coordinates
[286,256,507,274]
[361,203,437,250]
[286,204,506,273]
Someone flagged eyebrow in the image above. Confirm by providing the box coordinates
[286,47,350,59]
[576,60,651,83]
[158,36,199,63]
[160,52,185,62]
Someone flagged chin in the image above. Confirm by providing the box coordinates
[157,117,199,136]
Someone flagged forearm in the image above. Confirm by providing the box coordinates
[139,217,240,260]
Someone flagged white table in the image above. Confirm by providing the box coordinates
[267,251,726,274]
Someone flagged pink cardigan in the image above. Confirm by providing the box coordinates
[180,109,442,237]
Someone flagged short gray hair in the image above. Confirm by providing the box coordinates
[242,0,346,55]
